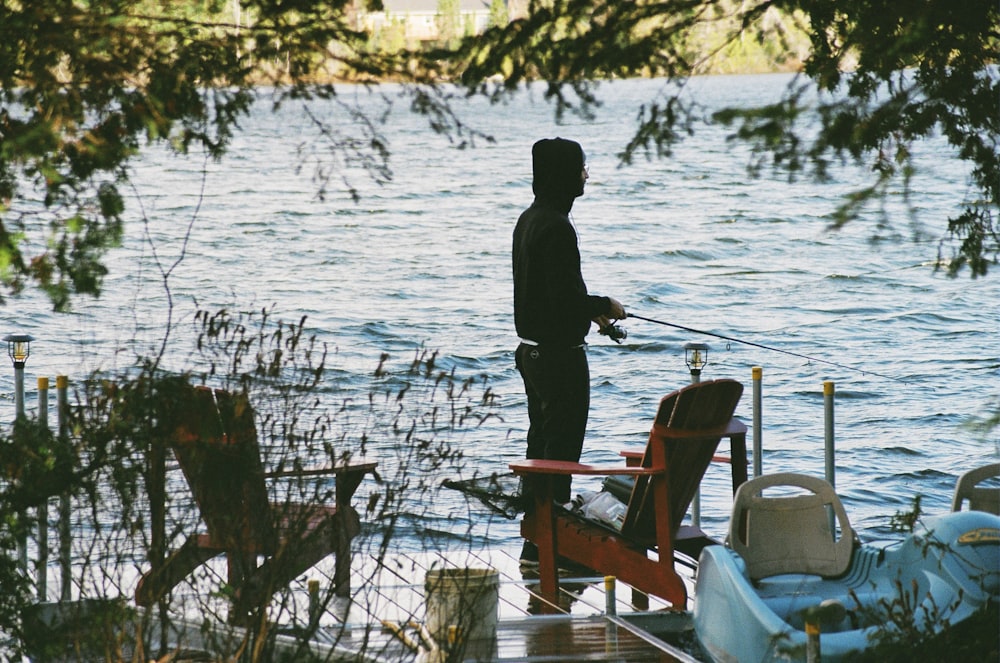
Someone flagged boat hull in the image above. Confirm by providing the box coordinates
[694,510,1000,662]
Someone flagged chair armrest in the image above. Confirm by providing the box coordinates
[649,418,747,440]
[509,459,661,477]
[264,461,377,479]
[266,461,377,508]
[622,449,732,465]
[620,450,644,466]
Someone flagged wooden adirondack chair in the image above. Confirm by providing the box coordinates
[135,385,377,619]
[510,378,746,612]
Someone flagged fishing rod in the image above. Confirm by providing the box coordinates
[615,312,906,383]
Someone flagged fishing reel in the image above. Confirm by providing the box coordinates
[599,322,627,344]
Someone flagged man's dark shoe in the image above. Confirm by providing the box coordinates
[519,541,539,567]
[556,555,597,578]
[520,540,597,578]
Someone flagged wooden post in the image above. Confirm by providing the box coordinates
[534,476,559,613]
[146,382,168,651]
[57,376,72,601]
[37,376,49,601]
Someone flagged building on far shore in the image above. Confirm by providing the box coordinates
[360,0,520,44]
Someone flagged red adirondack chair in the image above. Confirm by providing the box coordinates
[510,378,746,612]
[135,385,376,620]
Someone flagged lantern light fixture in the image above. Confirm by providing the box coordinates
[684,341,710,383]
[4,333,33,368]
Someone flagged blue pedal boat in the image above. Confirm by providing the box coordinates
[694,471,1000,663]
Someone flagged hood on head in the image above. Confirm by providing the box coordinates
[532,137,585,204]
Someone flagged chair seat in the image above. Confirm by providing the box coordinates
[193,502,361,555]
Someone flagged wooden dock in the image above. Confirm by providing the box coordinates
[264,548,706,662]
[23,548,706,662]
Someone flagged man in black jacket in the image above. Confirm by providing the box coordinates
[513,137,625,563]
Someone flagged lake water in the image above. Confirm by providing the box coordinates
[3,74,998,553]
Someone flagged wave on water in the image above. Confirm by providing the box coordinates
[4,74,995,548]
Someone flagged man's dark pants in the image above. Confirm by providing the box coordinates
[515,342,590,506]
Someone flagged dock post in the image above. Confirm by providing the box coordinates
[57,375,72,601]
[604,576,617,616]
[308,579,321,627]
[37,377,50,601]
[824,380,836,535]
[806,617,821,663]
[604,576,619,654]
[804,599,843,663]
[752,367,762,478]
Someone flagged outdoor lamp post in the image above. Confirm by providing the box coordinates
[4,333,33,420]
[684,340,710,528]
[5,333,34,574]
[684,341,709,383]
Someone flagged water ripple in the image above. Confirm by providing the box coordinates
[4,74,996,549]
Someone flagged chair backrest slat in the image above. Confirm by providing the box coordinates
[169,386,276,551]
[621,379,743,542]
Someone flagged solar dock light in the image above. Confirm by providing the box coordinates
[4,333,33,420]
[684,341,709,383]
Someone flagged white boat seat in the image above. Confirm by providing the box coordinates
[728,472,854,581]
[952,463,1000,515]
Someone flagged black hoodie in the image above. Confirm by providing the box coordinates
[513,138,612,346]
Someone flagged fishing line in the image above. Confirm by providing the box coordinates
[624,312,906,383]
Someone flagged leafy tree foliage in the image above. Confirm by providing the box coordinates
[0,306,495,657]
[489,0,510,29]
[768,0,997,277]
[0,1,995,655]
[436,0,464,48]
[453,0,998,276]
[1,0,997,312]
[0,0,456,310]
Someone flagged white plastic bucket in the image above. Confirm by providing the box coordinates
[424,567,499,642]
